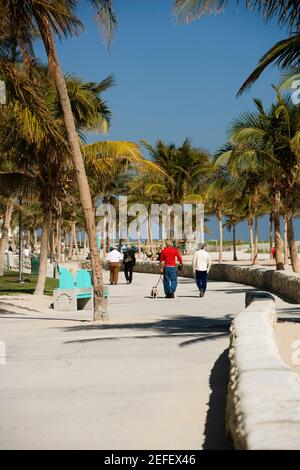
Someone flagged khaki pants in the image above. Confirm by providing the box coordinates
[109,262,121,285]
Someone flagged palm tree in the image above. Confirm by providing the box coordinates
[215,138,270,264]
[0,181,16,276]
[0,63,75,294]
[140,139,211,244]
[0,60,65,282]
[142,139,211,203]
[217,94,300,272]
[0,0,118,320]
[85,141,165,252]
[205,169,231,262]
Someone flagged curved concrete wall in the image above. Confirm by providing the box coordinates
[208,264,300,303]
[227,292,300,450]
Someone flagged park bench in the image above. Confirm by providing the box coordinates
[53,267,93,311]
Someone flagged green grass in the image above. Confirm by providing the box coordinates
[0,271,58,296]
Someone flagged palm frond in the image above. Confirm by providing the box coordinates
[90,0,118,48]
[238,34,300,95]
[84,141,165,176]
[173,1,300,31]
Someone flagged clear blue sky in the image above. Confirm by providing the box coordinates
[36,0,297,242]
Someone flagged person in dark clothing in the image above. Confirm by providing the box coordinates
[123,248,136,284]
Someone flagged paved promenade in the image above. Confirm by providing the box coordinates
[0,271,295,449]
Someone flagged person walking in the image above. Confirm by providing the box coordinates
[159,240,183,298]
[123,248,136,284]
[107,246,123,285]
[192,243,211,297]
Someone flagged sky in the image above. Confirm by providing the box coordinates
[35,0,297,242]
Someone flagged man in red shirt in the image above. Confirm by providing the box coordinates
[159,240,183,298]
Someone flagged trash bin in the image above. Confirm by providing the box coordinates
[31,256,40,275]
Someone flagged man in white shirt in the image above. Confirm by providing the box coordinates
[192,243,211,297]
[107,247,123,285]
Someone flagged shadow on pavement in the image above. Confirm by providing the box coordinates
[202,348,233,450]
[60,315,233,346]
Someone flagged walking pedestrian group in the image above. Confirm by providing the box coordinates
[107,241,211,298]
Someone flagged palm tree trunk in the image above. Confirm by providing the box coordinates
[233,223,237,261]
[217,210,223,263]
[269,211,273,260]
[73,222,80,261]
[248,216,254,262]
[137,218,141,260]
[50,227,55,264]
[34,210,51,295]
[274,191,284,270]
[0,198,14,276]
[252,214,259,265]
[30,227,36,252]
[56,217,62,264]
[147,212,153,255]
[284,214,289,266]
[102,220,107,258]
[287,212,300,273]
[68,224,74,259]
[44,31,106,320]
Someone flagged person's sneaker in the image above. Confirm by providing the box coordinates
[200,289,205,297]
[170,293,175,298]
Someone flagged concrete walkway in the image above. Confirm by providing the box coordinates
[0,271,296,449]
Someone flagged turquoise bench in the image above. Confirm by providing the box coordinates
[76,269,93,309]
[58,267,75,289]
[54,267,93,311]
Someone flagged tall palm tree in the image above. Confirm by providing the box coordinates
[215,138,270,264]
[0,175,25,276]
[0,0,118,320]
[205,169,231,262]
[0,60,65,282]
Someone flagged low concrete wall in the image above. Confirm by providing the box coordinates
[208,264,300,303]
[227,292,300,449]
